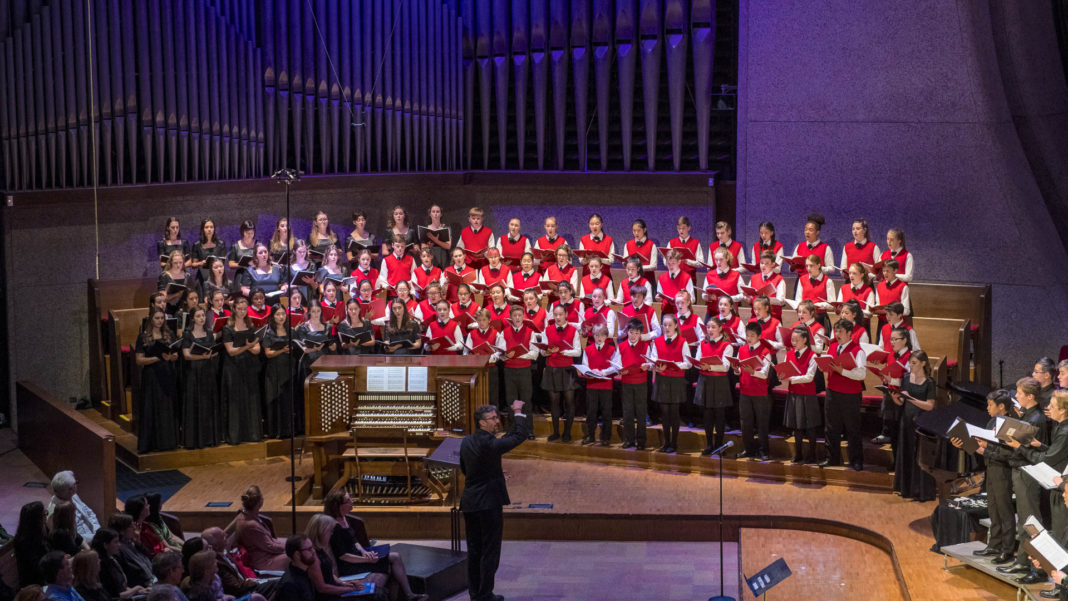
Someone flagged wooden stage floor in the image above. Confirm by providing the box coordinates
[154,454,1015,601]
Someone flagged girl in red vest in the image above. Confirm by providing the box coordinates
[541,244,580,294]
[444,248,477,304]
[464,309,505,409]
[417,282,446,323]
[837,301,870,345]
[646,314,693,453]
[712,221,745,268]
[521,290,548,333]
[793,254,835,333]
[839,218,880,272]
[792,213,835,275]
[534,216,568,272]
[624,219,659,282]
[710,296,744,343]
[751,221,783,274]
[620,285,660,340]
[882,228,914,283]
[734,322,773,460]
[509,253,542,303]
[791,300,827,353]
[693,318,735,455]
[872,325,914,446]
[819,319,868,470]
[838,262,875,332]
[874,260,911,331]
[579,256,615,301]
[424,300,464,355]
[496,218,531,273]
[669,216,704,280]
[477,248,514,292]
[541,305,582,442]
[618,318,652,449]
[616,256,654,306]
[748,250,786,321]
[348,249,380,295]
[580,324,621,446]
[657,250,695,315]
[578,213,616,278]
[782,327,820,464]
[412,248,444,300]
[451,284,479,330]
[703,247,746,304]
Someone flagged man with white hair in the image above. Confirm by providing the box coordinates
[47,470,100,542]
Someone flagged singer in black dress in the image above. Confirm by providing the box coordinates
[134,307,180,453]
[262,305,295,440]
[220,297,264,444]
[338,299,375,355]
[180,306,219,449]
[891,351,937,501]
[190,218,228,283]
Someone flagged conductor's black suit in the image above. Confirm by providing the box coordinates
[460,411,530,601]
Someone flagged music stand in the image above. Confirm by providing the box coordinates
[425,437,463,552]
[744,557,791,599]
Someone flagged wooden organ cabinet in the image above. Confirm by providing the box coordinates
[303,355,489,501]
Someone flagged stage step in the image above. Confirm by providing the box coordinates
[941,541,1051,601]
[392,543,467,601]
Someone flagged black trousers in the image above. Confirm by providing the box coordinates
[620,382,648,446]
[739,394,770,455]
[660,404,680,448]
[985,463,1015,554]
[703,407,727,450]
[824,389,863,468]
[1011,470,1044,566]
[464,507,504,601]
[503,366,534,413]
[585,389,613,442]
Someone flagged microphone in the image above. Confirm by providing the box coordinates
[709,440,733,456]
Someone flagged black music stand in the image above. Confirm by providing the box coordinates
[744,557,791,599]
[425,437,463,551]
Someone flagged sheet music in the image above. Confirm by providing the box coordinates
[1032,531,1068,571]
[964,423,999,443]
[1022,463,1062,490]
[407,366,429,392]
[385,366,408,391]
[366,367,387,391]
[314,371,340,382]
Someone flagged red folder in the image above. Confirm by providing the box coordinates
[657,246,696,262]
[773,361,803,379]
[681,327,699,344]
[782,256,808,272]
[522,318,544,333]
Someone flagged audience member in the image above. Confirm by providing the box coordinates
[47,472,100,544]
[70,551,110,601]
[304,514,386,600]
[47,503,86,556]
[181,551,219,601]
[14,502,49,587]
[145,494,184,554]
[106,514,154,588]
[88,527,148,599]
[199,527,272,600]
[276,536,317,601]
[150,552,188,601]
[13,586,45,601]
[40,551,83,601]
[229,486,288,572]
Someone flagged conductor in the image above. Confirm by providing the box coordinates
[461,400,530,601]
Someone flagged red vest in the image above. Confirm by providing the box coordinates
[460,226,494,263]
[619,276,650,305]
[544,263,577,285]
[427,319,459,355]
[417,299,438,320]
[523,306,548,332]
[840,283,873,305]
[468,327,498,352]
[676,311,701,343]
[584,343,617,390]
[624,238,657,269]
[827,340,863,394]
[785,348,817,395]
[716,313,742,339]
[749,316,782,343]
[876,278,906,307]
[479,265,510,287]
[512,270,541,292]
[383,253,414,287]
[451,301,478,323]
[657,270,692,313]
[621,302,656,334]
[749,271,784,320]
[790,319,825,344]
[535,235,568,252]
[618,340,651,384]
[881,248,911,268]
[444,264,477,303]
[412,265,442,295]
[498,236,529,271]
[794,240,831,264]
[584,304,613,332]
[544,324,578,367]
[705,269,741,295]
[501,325,535,368]
[797,274,831,306]
[843,240,877,267]
[669,236,702,278]
[698,338,731,377]
[581,274,613,297]
[880,321,913,350]
[653,335,686,379]
[712,239,743,267]
[580,233,615,276]
[348,267,380,288]
[487,304,510,329]
[551,300,582,324]
[751,240,784,265]
[737,344,770,396]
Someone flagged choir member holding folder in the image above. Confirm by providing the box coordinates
[288,240,317,304]
[618,319,652,450]
[135,307,180,453]
[346,210,378,265]
[693,318,735,456]
[412,249,445,299]
[456,206,495,266]
[424,301,464,356]
[748,251,787,321]
[190,218,227,283]
[668,216,704,280]
[657,250,694,316]
[712,221,745,269]
[158,250,192,314]
[780,327,821,464]
[227,220,257,274]
[789,214,835,275]
[541,305,582,442]
[157,217,190,270]
[464,309,505,412]
[579,256,614,301]
[793,254,835,332]
[338,298,375,355]
[308,211,340,264]
[577,214,616,278]
[616,257,654,306]
[871,326,913,447]
[890,351,936,501]
[645,314,693,454]
[495,217,531,272]
[819,319,868,470]
[500,305,539,423]
[951,390,1016,565]
[221,296,264,445]
[733,322,773,460]
[181,306,219,449]
[381,299,423,355]
[882,228,914,283]
[1008,392,1068,538]
[541,245,580,293]
[839,219,880,272]
[379,235,416,297]
[703,247,746,305]
[623,219,658,282]
[242,244,288,304]
[269,218,294,263]
[382,205,419,259]
[421,205,452,268]
[750,221,784,274]
[579,324,621,446]
[995,377,1051,582]
[260,305,293,440]
[202,257,234,306]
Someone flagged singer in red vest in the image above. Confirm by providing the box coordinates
[712,221,745,268]
[693,318,735,455]
[579,256,615,301]
[533,216,569,272]
[496,218,531,273]
[616,257,654,306]
[618,318,652,450]
[657,250,695,315]
[620,286,661,341]
[424,300,464,356]
[820,319,869,470]
[444,248,478,304]
[378,235,416,297]
[578,213,616,278]
[580,324,622,446]
[669,216,705,280]
[882,228,914,283]
[839,218,880,272]
[704,247,746,304]
[541,245,580,293]
[751,221,784,274]
[782,327,820,464]
[501,305,539,422]
[509,253,542,303]
[872,325,914,447]
[456,207,495,267]
[541,305,582,442]
[749,251,786,322]
[624,219,659,283]
[646,314,693,454]
[734,322,773,460]
[792,214,836,276]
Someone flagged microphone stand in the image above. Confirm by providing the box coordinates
[709,440,735,601]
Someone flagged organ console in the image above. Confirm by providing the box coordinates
[303,354,489,501]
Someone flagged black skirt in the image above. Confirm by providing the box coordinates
[693,374,732,409]
[540,365,576,392]
[783,393,821,429]
[654,375,687,405]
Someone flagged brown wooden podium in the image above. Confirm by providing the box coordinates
[303,354,489,500]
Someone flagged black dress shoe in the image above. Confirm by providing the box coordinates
[664,447,676,453]
[636,444,646,450]
[758,453,770,461]
[581,437,595,445]
[598,441,610,447]
[1040,588,1061,599]
[851,462,864,471]
[701,447,714,456]
[791,456,803,464]
[991,552,1015,565]
[736,450,751,459]
[547,434,560,442]
[621,441,635,449]
[997,563,1031,575]
[561,434,572,443]
[1016,571,1048,585]
[972,546,999,557]
[818,459,841,468]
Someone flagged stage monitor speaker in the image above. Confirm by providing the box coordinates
[392,543,468,601]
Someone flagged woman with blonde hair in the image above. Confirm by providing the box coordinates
[305,513,389,599]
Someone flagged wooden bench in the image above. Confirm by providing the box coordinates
[107,307,149,430]
[88,277,158,407]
